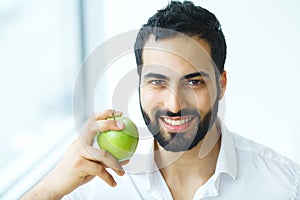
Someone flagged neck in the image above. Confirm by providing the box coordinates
[154,121,221,181]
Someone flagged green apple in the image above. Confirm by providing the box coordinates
[96,116,139,161]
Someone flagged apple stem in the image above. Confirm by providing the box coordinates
[112,110,115,121]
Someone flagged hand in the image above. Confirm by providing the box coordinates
[21,109,128,200]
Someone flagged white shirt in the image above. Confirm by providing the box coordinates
[63,125,300,200]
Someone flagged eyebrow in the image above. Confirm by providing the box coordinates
[144,73,170,81]
[181,71,209,80]
[144,71,209,81]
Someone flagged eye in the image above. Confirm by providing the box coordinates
[187,79,205,86]
[150,80,166,86]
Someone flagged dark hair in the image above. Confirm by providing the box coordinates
[134,0,226,76]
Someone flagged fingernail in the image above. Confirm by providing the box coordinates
[119,170,125,176]
[116,121,124,129]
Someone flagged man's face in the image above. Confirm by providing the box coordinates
[139,35,225,152]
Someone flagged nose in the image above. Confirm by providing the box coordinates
[163,87,187,114]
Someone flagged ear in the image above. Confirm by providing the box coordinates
[219,71,227,99]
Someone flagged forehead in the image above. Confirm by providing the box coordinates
[141,35,215,77]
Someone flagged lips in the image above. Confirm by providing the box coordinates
[160,116,195,132]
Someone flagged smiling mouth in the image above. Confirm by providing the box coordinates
[160,116,195,132]
[162,117,193,125]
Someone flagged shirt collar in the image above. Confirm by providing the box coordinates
[215,122,237,180]
[192,122,238,199]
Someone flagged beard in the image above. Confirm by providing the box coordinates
[139,99,219,152]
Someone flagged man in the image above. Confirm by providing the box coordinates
[22,1,300,199]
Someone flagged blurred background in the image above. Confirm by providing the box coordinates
[0,0,299,199]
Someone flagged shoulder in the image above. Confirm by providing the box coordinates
[232,132,300,170]
[231,132,300,198]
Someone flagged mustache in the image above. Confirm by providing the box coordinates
[155,109,200,118]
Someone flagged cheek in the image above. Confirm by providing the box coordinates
[140,88,162,111]
[188,88,216,114]
[197,95,212,113]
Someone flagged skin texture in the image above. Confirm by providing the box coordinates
[140,35,223,153]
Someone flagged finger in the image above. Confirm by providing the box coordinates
[90,109,122,121]
[80,120,124,144]
[120,160,130,166]
[111,168,125,176]
[81,146,125,172]
[95,119,124,132]
[84,161,117,187]
[101,160,129,176]
[110,160,130,176]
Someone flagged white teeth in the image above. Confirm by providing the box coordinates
[163,117,192,126]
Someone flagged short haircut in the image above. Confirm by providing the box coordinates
[134,0,227,76]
